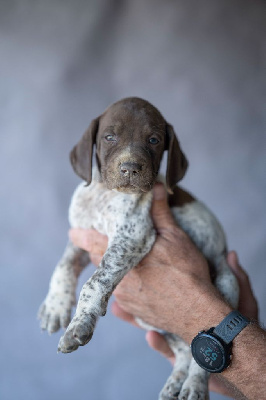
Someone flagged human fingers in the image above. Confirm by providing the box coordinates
[111,301,140,328]
[227,251,259,321]
[145,331,175,365]
[69,228,108,255]
[151,184,177,231]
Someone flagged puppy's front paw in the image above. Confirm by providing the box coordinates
[38,290,75,334]
[57,312,97,353]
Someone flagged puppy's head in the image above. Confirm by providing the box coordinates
[70,97,188,194]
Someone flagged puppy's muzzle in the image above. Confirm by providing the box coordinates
[103,148,156,193]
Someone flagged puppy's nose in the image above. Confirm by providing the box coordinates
[120,162,142,177]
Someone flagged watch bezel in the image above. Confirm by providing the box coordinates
[191,330,232,373]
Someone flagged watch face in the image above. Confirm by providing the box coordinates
[191,333,229,373]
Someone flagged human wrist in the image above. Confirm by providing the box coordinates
[185,287,233,344]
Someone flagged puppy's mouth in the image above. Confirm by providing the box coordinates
[115,184,150,194]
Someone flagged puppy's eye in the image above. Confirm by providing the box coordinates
[105,134,116,142]
[149,137,159,144]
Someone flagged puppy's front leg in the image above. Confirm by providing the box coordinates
[58,229,156,353]
[38,242,90,334]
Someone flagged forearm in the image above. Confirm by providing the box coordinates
[168,287,265,400]
[218,323,266,400]
[187,305,266,400]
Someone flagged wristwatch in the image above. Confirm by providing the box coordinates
[191,310,250,373]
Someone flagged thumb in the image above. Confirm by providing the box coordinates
[151,183,176,230]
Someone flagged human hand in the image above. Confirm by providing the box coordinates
[137,251,259,397]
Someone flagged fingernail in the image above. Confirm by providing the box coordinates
[153,183,167,201]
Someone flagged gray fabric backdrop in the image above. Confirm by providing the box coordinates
[1,1,265,399]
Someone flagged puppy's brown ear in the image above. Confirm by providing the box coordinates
[70,117,99,185]
[165,123,188,194]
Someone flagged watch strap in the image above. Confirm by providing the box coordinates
[213,310,250,345]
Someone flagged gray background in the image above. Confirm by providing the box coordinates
[1,1,265,399]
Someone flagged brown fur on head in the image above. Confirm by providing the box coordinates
[70,97,188,194]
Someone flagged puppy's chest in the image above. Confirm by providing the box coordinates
[68,181,153,238]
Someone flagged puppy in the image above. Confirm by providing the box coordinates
[39,97,238,400]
